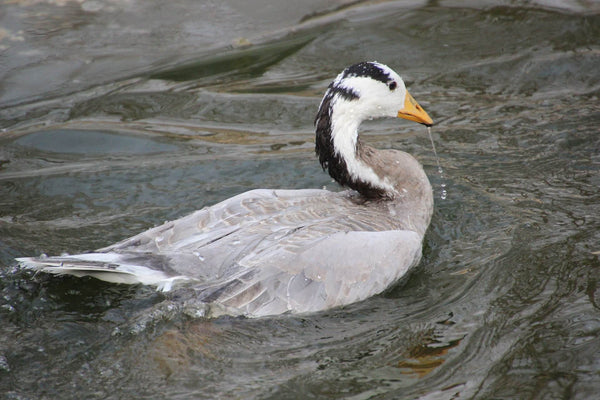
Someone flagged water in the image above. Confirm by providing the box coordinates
[1,1,600,399]
[427,126,447,200]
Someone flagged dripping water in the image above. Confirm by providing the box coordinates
[427,126,447,200]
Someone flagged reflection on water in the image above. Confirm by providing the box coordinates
[1,1,600,399]
[15,129,179,155]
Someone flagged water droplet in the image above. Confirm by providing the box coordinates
[427,126,448,200]
[1,304,15,313]
[0,355,10,372]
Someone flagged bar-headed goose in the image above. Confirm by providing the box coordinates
[18,61,434,317]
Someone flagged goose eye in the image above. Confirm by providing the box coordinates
[388,81,397,91]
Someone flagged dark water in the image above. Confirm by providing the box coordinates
[1,1,600,398]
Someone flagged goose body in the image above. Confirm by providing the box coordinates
[18,62,434,317]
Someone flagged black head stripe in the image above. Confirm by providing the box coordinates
[328,84,359,101]
[341,62,392,85]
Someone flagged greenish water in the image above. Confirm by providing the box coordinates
[1,1,599,399]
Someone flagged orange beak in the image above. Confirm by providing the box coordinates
[397,91,433,126]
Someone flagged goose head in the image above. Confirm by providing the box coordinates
[315,61,433,198]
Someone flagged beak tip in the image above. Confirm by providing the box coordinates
[398,92,434,127]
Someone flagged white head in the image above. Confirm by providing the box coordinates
[316,61,433,127]
[328,62,407,120]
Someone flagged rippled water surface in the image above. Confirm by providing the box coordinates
[1,1,599,399]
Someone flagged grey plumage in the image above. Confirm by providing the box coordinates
[18,62,434,317]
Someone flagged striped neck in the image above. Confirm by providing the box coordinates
[315,89,396,198]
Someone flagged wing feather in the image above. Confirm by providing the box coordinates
[19,188,425,316]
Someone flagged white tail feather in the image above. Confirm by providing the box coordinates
[16,254,193,292]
